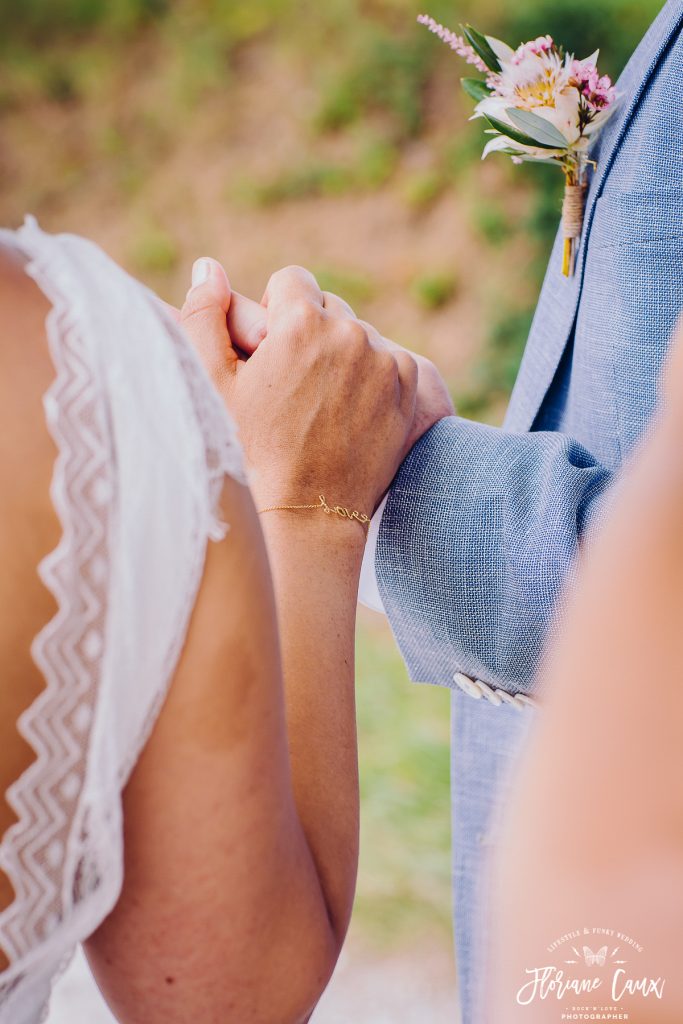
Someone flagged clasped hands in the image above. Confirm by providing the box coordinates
[177,258,454,522]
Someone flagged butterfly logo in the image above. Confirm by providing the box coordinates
[565,945,625,967]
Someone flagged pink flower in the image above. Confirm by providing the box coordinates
[512,35,554,65]
[417,14,488,74]
[570,59,616,109]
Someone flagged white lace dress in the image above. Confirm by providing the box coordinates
[0,218,246,1023]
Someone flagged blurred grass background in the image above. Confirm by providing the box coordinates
[0,0,662,1002]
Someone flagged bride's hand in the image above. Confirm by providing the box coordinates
[358,324,454,463]
[231,285,455,462]
[180,259,418,516]
[180,259,454,491]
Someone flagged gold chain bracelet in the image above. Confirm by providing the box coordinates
[258,494,371,530]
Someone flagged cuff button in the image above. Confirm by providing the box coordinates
[453,672,483,699]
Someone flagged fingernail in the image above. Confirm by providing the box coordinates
[191,258,211,288]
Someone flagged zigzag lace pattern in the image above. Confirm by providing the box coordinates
[0,243,113,991]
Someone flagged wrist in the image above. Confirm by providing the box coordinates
[248,467,376,520]
[258,506,367,569]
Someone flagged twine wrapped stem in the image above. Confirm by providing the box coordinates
[561,178,587,277]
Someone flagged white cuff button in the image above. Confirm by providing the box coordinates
[452,672,538,710]
[453,672,483,699]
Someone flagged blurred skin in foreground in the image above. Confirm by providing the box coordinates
[490,322,683,1023]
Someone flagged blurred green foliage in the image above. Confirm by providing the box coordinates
[472,199,513,247]
[315,26,435,141]
[237,140,400,207]
[242,162,354,206]
[412,271,457,310]
[458,306,536,419]
[401,169,446,210]
[0,0,168,43]
[355,138,400,189]
[314,268,376,309]
[129,222,180,273]
[355,620,452,944]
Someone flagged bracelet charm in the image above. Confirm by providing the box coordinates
[258,494,371,530]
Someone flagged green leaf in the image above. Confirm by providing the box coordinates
[462,25,501,73]
[483,114,558,150]
[506,108,569,149]
[461,78,492,102]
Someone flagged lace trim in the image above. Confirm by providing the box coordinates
[0,222,113,983]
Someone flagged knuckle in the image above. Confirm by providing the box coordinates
[245,320,268,349]
[288,298,323,327]
[286,264,314,279]
[181,296,214,321]
[338,319,369,350]
[269,265,317,291]
[368,351,400,398]
[269,264,296,285]
[325,291,355,317]
[413,352,433,372]
[422,357,443,386]
[395,350,419,381]
[377,349,399,377]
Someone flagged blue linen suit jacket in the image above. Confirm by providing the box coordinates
[375,2,683,1018]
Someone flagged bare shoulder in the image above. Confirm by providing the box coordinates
[0,243,53,391]
[0,242,57,546]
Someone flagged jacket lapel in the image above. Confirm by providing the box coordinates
[505,0,683,434]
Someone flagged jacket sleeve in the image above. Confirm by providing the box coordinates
[376,416,613,695]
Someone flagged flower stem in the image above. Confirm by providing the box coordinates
[561,159,585,278]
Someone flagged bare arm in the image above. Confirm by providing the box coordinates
[85,262,416,1021]
[490,326,683,1022]
[86,476,345,1024]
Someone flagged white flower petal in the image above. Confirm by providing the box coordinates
[530,88,582,144]
[506,52,545,87]
[583,101,620,136]
[486,36,516,63]
[481,132,563,163]
[482,135,520,159]
[579,49,600,67]
[473,95,514,123]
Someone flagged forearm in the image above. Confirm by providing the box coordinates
[261,512,364,943]
[86,487,353,1024]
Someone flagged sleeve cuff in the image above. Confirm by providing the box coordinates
[358,493,388,613]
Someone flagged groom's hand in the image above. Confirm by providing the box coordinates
[181,261,419,515]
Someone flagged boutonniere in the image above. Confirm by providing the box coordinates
[418,16,617,277]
